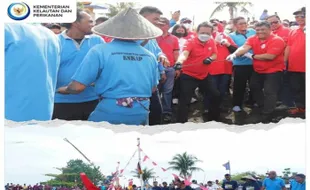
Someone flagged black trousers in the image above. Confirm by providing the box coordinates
[232,65,254,107]
[149,89,163,125]
[288,72,305,108]
[250,71,283,114]
[53,99,99,120]
[177,74,221,123]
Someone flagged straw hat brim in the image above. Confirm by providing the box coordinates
[92,8,163,40]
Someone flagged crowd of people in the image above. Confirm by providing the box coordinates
[5,5,306,125]
[5,172,306,190]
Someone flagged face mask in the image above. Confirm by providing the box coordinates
[175,33,184,37]
[198,34,211,42]
[183,23,191,29]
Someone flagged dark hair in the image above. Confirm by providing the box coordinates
[225,174,231,177]
[266,15,281,20]
[96,17,109,23]
[233,16,245,25]
[295,174,306,179]
[197,21,213,32]
[61,9,85,29]
[255,21,271,28]
[207,181,212,184]
[139,6,163,16]
[171,24,188,37]
[160,17,170,25]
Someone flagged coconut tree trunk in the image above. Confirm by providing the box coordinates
[229,6,234,19]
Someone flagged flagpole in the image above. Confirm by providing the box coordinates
[137,138,144,190]
[229,160,231,175]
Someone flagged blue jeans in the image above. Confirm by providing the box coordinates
[204,74,230,110]
[88,98,149,125]
[278,71,294,107]
[159,67,175,114]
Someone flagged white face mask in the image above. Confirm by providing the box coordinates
[183,23,191,29]
[198,34,211,42]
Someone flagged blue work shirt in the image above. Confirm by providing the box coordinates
[55,31,105,103]
[5,23,61,122]
[290,180,305,190]
[137,39,165,80]
[72,39,159,99]
[262,177,285,190]
[229,29,256,66]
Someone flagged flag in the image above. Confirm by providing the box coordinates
[143,155,149,162]
[223,161,230,170]
[137,162,143,174]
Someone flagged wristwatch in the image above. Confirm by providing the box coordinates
[252,54,255,59]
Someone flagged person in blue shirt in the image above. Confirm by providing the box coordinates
[228,16,256,113]
[262,171,286,190]
[57,8,160,125]
[5,23,61,122]
[241,176,261,190]
[139,6,171,126]
[53,9,105,121]
[290,174,305,190]
[222,174,238,190]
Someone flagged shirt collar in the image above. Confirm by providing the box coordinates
[236,29,249,35]
[61,30,91,39]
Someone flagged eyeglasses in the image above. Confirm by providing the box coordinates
[295,15,305,19]
[269,21,279,25]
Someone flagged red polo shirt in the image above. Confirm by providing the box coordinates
[210,33,237,75]
[272,25,291,44]
[287,27,305,72]
[182,37,218,80]
[184,31,196,40]
[156,33,180,66]
[245,34,285,74]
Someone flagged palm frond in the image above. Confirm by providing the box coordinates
[209,3,227,19]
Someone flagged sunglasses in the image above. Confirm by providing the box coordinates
[295,15,305,19]
[269,21,279,25]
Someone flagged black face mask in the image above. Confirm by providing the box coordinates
[174,33,184,37]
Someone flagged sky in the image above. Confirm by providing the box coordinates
[4,118,306,186]
[91,0,306,25]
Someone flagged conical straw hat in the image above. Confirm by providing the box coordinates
[92,8,163,40]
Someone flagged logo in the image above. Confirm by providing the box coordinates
[261,44,266,49]
[7,2,30,21]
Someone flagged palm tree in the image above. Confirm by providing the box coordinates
[131,167,156,182]
[167,152,203,179]
[106,2,139,18]
[210,2,253,20]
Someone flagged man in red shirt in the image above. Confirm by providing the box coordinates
[284,7,306,115]
[157,17,180,122]
[204,23,238,113]
[174,22,221,123]
[266,15,291,43]
[266,15,293,110]
[227,21,286,123]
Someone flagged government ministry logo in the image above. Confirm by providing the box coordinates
[7,2,30,20]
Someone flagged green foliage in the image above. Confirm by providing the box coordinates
[42,159,105,188]
[168,152,203,179]
[210,2,253,19]
[77,2,84,9]
[106,2,139,18]
[131,167,156,182]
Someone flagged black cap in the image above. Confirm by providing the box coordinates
[293,7,306,15]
